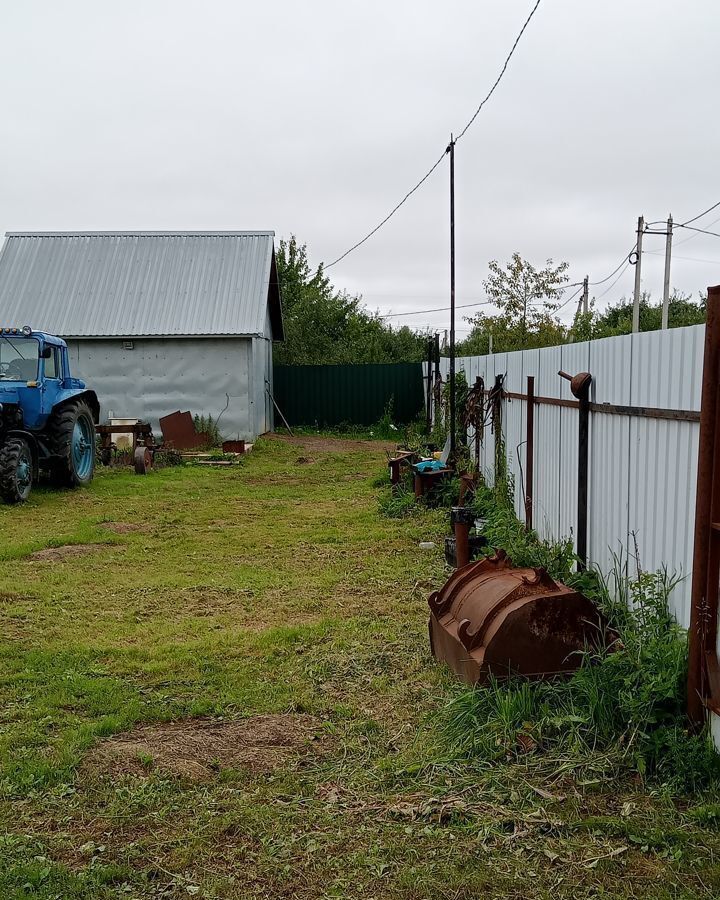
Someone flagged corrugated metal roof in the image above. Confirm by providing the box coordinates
[0,231,282,338]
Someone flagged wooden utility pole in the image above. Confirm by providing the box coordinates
[632,216,644,333]
[582,275,589,315]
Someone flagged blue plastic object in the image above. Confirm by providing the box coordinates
[414,459,446,473]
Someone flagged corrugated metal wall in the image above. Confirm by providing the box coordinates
[67,337,257,441]
[428,324,705,629]
[273,362,424,427]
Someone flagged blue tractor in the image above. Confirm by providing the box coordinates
[0,326,99,503]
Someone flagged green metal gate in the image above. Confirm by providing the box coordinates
[272,362,424,428]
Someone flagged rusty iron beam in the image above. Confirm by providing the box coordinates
[502,390,699,422]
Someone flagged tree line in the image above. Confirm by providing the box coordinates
[275,237,707,365]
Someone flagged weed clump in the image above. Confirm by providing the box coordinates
[378,484,418,519]
[441,518,720,790]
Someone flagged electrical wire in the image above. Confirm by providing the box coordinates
[676,224,720,239]
[674,213,720,247]
[325,150,448,269]
[378,281,582,320]
[325,0,543,269]
[378,300,494,318]
[554,284,583,313]
[454,0,542,143]
[681,200,720,227]
[594,259,632,300]
[589,245,637,287]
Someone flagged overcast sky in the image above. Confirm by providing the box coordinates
[1,0,718,337]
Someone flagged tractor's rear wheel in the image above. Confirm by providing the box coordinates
[0,437,34,503]
[47,401,96,487]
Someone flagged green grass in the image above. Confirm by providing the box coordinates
[0,435,719,898]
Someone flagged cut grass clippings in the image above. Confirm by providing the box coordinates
[0,435,719,899]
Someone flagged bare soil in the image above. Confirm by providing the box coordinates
[30,544,107,561]
[81,714,321,781]
[100,522,147,534]
[267,433,395,454]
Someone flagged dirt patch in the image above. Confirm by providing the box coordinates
[81,714,321,780]
[100,522,147,534]
[268,433,395,454]
[30,544,107,561]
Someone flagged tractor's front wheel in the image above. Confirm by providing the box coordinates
[0,437,34,503]
[47,401,96,488]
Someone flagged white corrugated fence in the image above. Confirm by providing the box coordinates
[427,323,705,629]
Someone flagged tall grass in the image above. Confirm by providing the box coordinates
[440,552,720,790]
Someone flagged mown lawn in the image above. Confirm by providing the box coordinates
[1,435,719,899]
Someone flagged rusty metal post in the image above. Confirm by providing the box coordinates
[558,370,593,570]
[525,375,535,531]
[577,385,591,570]
[451,506,474,569]
[688,285,720,726]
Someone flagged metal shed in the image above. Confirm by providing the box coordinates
[0,231,284,441]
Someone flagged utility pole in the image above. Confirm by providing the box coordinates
[662,214,673,330]
[488,332,493,355]
[582,275,589,315]
[448,135,456,461]
[632,215,644,334]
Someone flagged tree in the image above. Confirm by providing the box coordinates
[459,253,570,354]
[571,290,706,342]
[273,236,430,365]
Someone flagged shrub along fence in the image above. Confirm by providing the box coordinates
[273,362,424,428]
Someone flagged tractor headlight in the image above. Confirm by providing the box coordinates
[21,325,32,336]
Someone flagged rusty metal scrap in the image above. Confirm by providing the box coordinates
[428,550,607,685]
[159,410,209,450]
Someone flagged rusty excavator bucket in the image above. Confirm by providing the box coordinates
[428,550,608,685]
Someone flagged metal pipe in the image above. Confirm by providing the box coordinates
[577,382,591,570]
[425,337,433,433]
[688,284,720,725]
[448,136,456,462]
[454,520,470,568]
[525,375,535,531]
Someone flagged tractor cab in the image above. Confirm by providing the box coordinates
[0,326,99,503]
[0,328,74,430]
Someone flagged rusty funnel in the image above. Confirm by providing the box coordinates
[428,550,606,685]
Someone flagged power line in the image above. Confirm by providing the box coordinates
[455,0,542,143]
[555,284,583,313]
[589,247,636,286]
[379,282,582,320]
[325,150,448,270]
[676,223,720,239]
[595,259,632,300]
[681,200,720,227]
[379,300,493,318]
[325,0,543,269]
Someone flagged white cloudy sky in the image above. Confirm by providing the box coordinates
[1,0,718,338]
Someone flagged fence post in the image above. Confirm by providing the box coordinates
[688,284,720,726]
[425,338,433,433]
[525,375,535,531]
